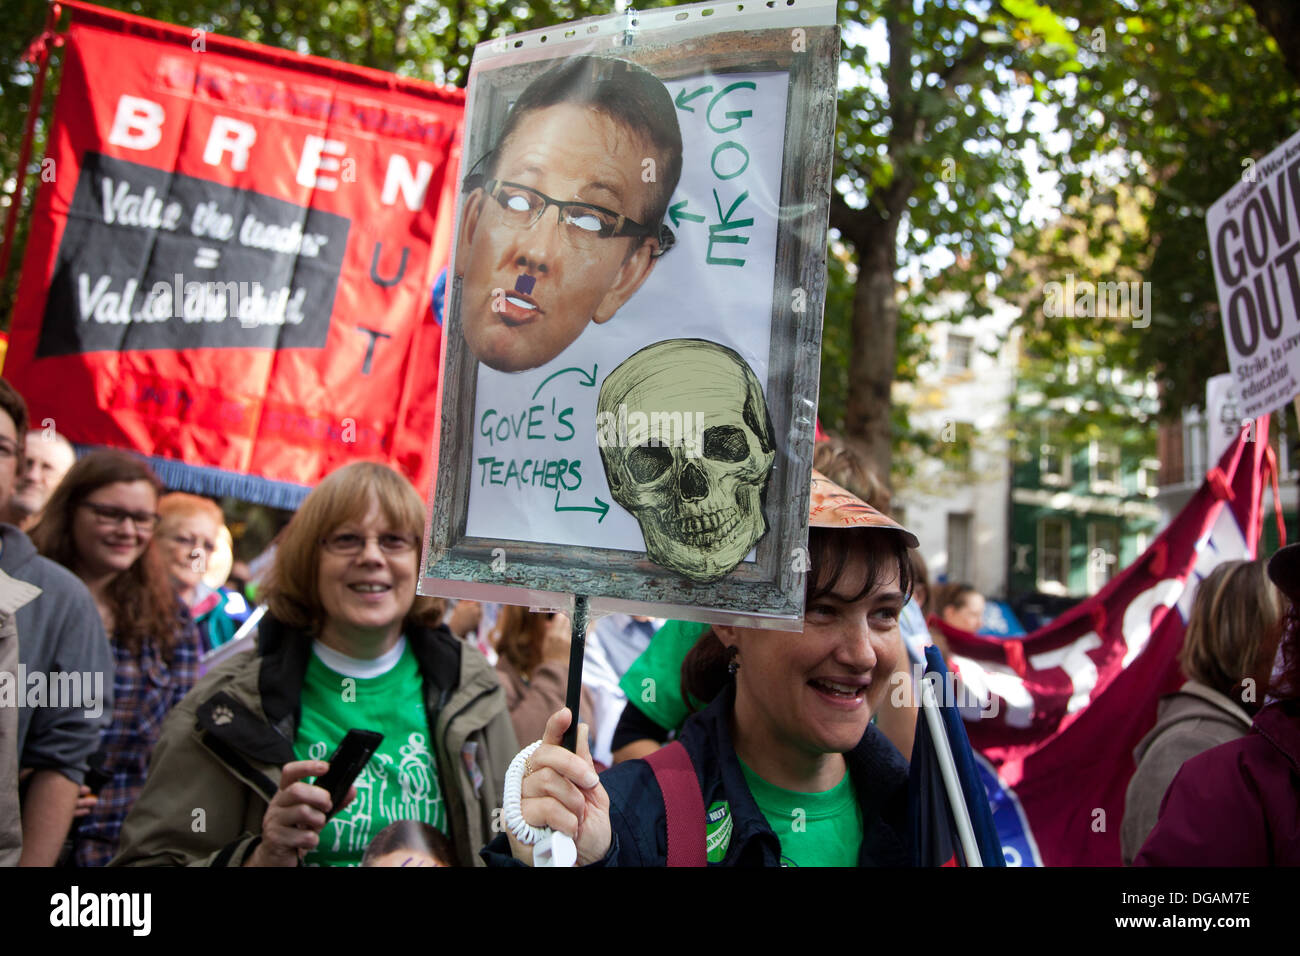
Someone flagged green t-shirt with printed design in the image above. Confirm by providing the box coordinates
[293,641,445,866]
[739,759,863,867]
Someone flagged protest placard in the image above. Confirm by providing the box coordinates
[422,0,839,628]
[1206,127,1300,422]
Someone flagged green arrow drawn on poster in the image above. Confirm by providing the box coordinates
[531,365,598,400]
[554,491,610,523]
[669,200,705,228]
[674,86,712,111]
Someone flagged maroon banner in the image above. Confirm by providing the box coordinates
[937,422,1269,866]
[6,2,463,503]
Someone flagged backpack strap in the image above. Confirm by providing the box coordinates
[644,741,707,867]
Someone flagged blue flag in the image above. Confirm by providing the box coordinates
[908,644,1005,866]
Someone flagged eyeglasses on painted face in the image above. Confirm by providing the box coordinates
[80,502,159,531]
[462,170,675,257]
[478,176,653,238]
[321,532,418,556]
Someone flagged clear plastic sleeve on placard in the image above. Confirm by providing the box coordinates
[421,0,839,631]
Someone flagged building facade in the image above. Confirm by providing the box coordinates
[892,302,1018,599]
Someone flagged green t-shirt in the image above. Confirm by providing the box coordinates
[293,639,445,867]
[617,619,711,732]
[739,759,863,867]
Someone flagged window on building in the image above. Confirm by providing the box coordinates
[1087,522,1120,595]
[1038,518,1070,594]
[1136,459,1159,498]
[945,333,974,372]
[1040,424,1071,486]
[1277,403,1300,482]
[1181,408,1208,485]
[943,420,976,473]
[947,512,973,585]
[1090,441,1122,492]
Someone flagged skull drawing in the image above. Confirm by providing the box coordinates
[596,339,775,583]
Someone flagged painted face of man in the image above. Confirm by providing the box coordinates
[456,103,664,373]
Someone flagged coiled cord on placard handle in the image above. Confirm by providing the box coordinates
[502,741,578,867]
[503,741,546,845]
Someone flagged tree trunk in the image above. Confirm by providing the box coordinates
[1248,0,1300,83]
[843,219,901,483]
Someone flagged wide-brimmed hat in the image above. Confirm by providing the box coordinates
[1267,542,1300,606]
[808,469,919,549]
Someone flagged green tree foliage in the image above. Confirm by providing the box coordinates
[828,0,1095,482]
[1020,0,1300,420]
[1006,184,1156,466]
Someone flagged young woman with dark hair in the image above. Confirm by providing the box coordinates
[485,472,921,867]
[29,449,201,866]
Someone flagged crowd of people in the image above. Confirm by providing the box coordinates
[1,372,1297,868]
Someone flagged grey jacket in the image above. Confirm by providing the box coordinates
[1120,681,1252,865]
[0,567,43,866]
[1,524,113,785]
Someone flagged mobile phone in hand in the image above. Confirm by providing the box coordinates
[313,729,383,818]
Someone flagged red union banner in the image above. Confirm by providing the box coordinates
[6,2,463,504]
[932,422,1270,866]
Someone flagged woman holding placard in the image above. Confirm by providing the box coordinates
[483,471,917,867]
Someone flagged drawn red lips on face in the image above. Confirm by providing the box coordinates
[493,273,542,326]
[498,285,542,326]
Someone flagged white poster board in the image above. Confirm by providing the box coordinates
[1205,372,1243,469]
[465,72,788,552]
[1206,127,1300,420]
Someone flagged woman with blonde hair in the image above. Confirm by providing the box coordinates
[114,461,516,867]
[1120,558,1283,863]
[1135,546,1300,866]
[153,492,236,651]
